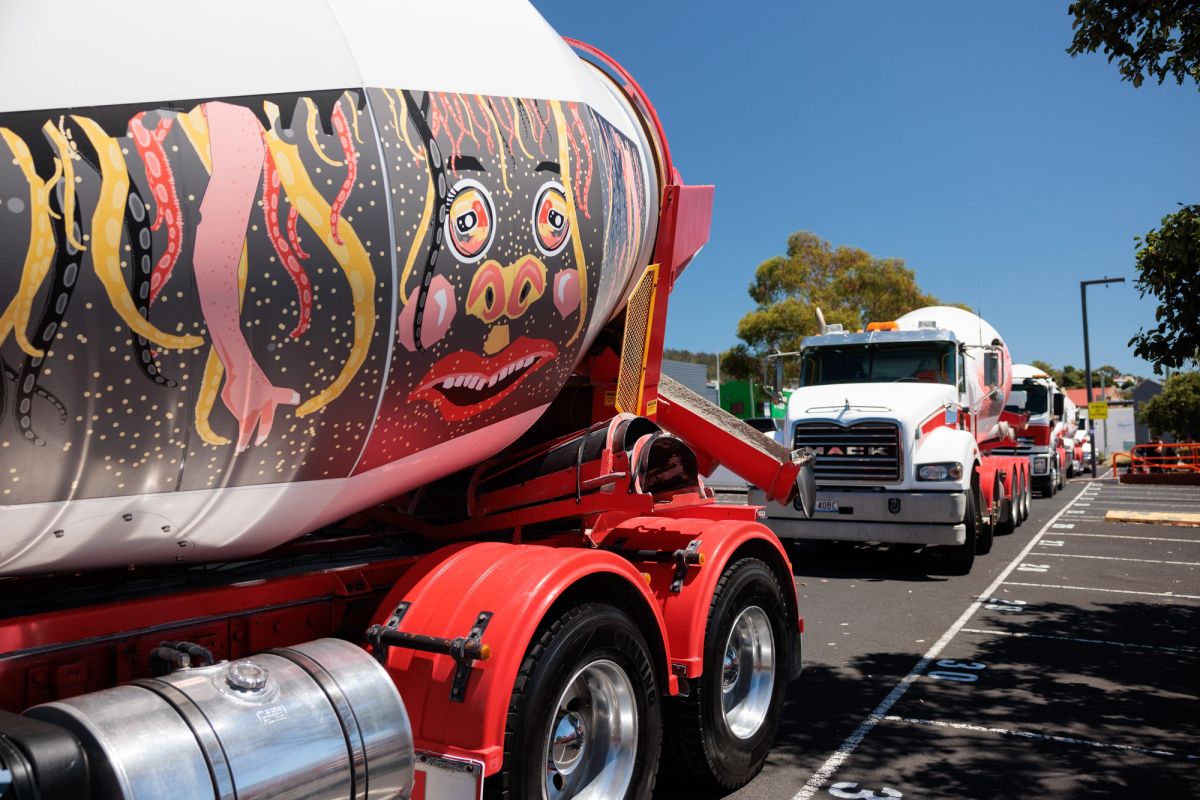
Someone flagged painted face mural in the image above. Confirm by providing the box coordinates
[0,89,648,505]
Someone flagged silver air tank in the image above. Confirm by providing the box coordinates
[27,638,414,799]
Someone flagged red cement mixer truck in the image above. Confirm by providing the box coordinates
[0,2,817,798]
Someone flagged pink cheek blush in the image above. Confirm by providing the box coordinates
[396,274,458,351]
[553,269,580,318]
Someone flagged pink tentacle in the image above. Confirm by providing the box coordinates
[260,145,313,338]
[129,112,184,305]
[329,100,357,247]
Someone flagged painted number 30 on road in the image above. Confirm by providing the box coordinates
[829,783,903,799]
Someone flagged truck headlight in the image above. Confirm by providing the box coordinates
[917,462,963,481]
[1034,456,1048,472]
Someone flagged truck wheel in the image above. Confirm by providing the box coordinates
[663,557,789,794]
[943,488,978,575]
[487,603,661,800]
[995,494,1016,536]
[1049,464,1059,496]
[1016,472,1029,525]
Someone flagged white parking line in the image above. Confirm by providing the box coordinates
[1038,553,1200,566]
[959,627,1199,655]
[790,486,1088,800]
[880,716,1199,761]
[1059,533,1199,543]
[1003,581,1200,600]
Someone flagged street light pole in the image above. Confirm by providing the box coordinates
[1080,277,1125,477]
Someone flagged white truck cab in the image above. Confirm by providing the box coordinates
[751,306,1017,575]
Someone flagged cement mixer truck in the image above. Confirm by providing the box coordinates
[0,2,817,798]
[751,307,1031,575]
[994,364,1075,494]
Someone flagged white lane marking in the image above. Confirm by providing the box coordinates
[1003,581,1200,600]
[1059,532,1200,543]
[880,716,1199,761]
[789,486,1088,800]
[1051,523,1075,529]
[1039,553,1200,566]
[959,627,1200,654]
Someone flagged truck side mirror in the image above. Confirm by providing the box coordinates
[1053,393,1064,417]
[795,461,816,519]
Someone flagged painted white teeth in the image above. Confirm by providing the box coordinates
[488,373,499,387]
[443,377,455,389]
[452,375,465,388]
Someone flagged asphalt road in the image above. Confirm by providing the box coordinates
[729,472,1199,800]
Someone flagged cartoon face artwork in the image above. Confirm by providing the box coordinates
[0,88,649,506]
[353,90,649,472]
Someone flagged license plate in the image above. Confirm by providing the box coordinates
[815,500,839,513]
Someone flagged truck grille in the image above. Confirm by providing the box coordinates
[794,421,902,483]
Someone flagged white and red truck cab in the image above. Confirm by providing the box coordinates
[751,306,1030,575]
[997,364,1073,494]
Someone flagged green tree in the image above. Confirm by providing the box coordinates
[719,344,761,382]
[1066,0,1200,88]
[1137,371,1200,440]
[1128,204,1200,375]
[735,231,957,360]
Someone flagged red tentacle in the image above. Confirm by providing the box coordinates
[329,100,357,247]
[129,112,184,304]
[286,205,310,260]
[261,144,313,338]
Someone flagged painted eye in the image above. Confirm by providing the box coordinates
[445,179,494,262]
[532,182,570,257]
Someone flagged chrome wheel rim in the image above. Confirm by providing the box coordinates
[544,658,637,799]
[720,605,775,739]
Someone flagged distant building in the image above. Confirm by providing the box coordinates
[1131,379,1167,444]
[1065,386,1122,407]
[661,359,717,404]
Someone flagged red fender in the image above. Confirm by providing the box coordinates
[371,541,671,774]
[593,516,801,680]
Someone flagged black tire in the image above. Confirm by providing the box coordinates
[486,603,661,800]
[995,495,1016,536]
[976,481,995,554]
[663,557,790,794]
[1015,472,1028,525]
[943,486,978,575]
[1050,464,1059,496]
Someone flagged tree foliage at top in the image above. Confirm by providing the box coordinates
[1128,203,1200,375]
[1066,0,1200,88]
[735,231,964,360]
[1137,370,1200,440]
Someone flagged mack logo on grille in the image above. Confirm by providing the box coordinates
[813,445,893,456]
[795,421,902,483]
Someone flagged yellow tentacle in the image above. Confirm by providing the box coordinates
[71,115,204,351]
[263,102,374,417]
[304,98,343,167]
[549,101,588,347]
[177,107,212,173]
[0,127,60,357]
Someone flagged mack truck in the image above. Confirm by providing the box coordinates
[994,364,1074,494]
[751,306,1031,575]
[0,2,818,798]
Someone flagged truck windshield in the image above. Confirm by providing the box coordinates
[800,343,956,386]
[1005,381,1049,415]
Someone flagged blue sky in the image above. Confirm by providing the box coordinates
[535,1,1198,376]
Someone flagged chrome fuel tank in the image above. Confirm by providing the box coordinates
[27,638,415,799]
[0,0,660,574]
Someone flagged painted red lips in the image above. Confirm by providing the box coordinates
[409,336,559,421]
